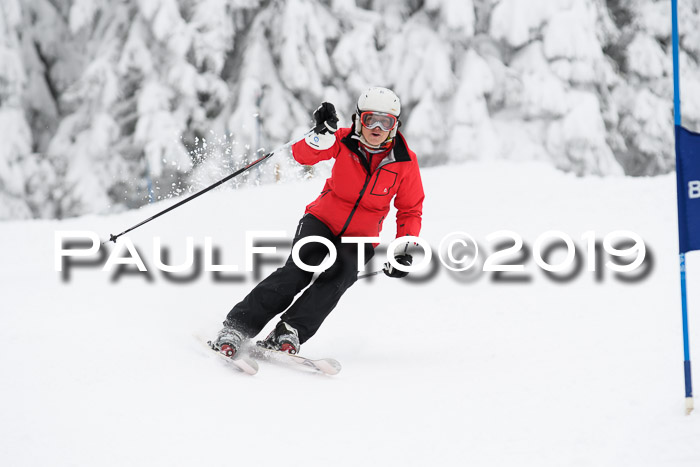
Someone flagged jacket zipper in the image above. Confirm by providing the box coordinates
[337,173,371,236]
[335,138,404,237]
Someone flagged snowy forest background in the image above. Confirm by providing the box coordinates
[0,0,697,220]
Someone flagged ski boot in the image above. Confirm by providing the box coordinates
[258,321,300,355]
[212,324,245,358]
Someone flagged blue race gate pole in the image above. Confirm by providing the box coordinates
[672,0,694,415]
[680,253,693,414]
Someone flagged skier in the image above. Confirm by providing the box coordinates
[212,87,425,357]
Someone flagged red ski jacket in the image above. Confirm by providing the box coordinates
[292,127,424,240]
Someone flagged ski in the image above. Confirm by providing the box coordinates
[249,345,342,375]
[204,339,259,375]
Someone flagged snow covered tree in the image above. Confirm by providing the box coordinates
[0,0,695,219]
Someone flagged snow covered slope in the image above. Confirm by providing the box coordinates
[2,161,700,466]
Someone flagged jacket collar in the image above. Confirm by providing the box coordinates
[340,126,411,173]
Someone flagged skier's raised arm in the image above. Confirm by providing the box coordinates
[292,102,342,165]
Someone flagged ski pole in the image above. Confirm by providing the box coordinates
[106,126,320,244]
[358,269,385,279]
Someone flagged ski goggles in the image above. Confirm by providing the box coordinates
[360,111,398,132]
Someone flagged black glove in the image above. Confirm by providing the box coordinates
[313,102,339,134]
[384,254,412,278]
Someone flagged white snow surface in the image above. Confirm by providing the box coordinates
[2,161,700,466]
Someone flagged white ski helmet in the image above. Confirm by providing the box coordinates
[355,87,401,141]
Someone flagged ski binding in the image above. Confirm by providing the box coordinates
[206,340,259,375]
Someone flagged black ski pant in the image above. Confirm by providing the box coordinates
[225,214,375,344]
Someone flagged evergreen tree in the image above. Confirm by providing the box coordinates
[0,0,694,219]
